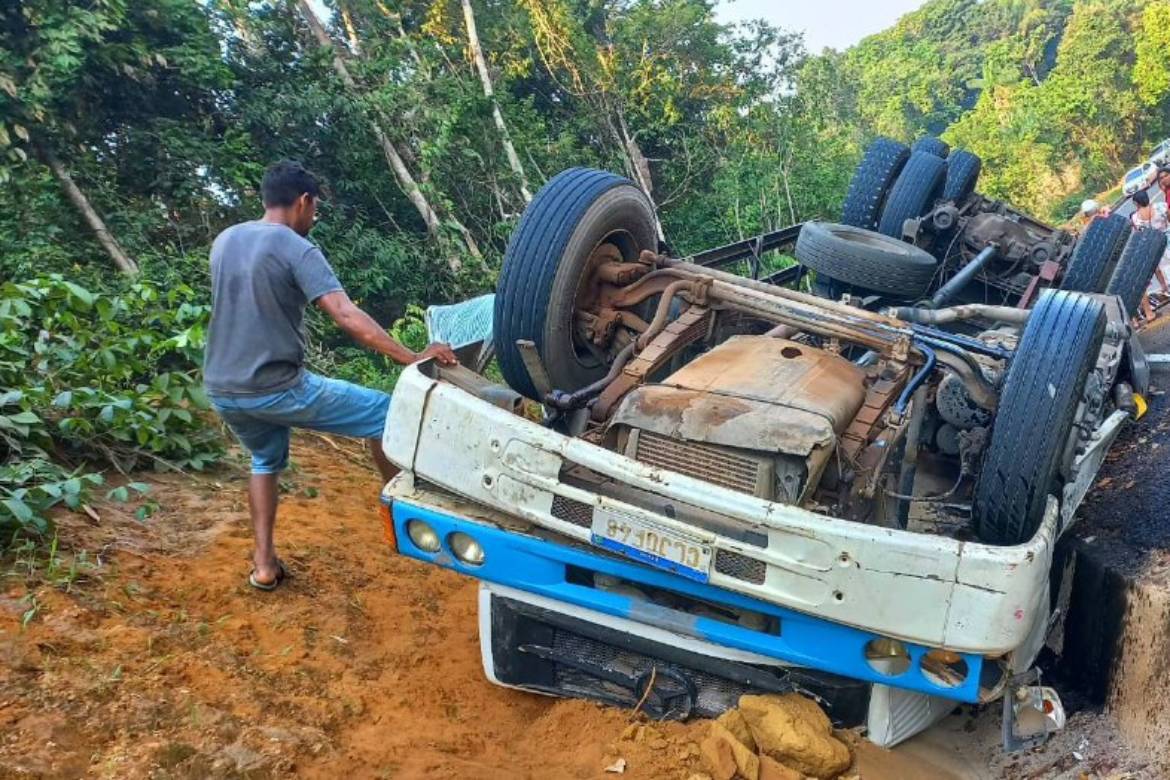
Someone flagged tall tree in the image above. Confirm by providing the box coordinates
[461,0,532,202]
[0,1,139,274]
[296,0,483,274]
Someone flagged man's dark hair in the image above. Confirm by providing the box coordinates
[261,160,321,207]
[1159,165,1170,178]
[1134,189,1151,207]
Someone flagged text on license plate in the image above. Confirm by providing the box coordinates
[589,507,711,582]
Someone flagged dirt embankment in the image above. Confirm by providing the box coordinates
[0,437,960,778]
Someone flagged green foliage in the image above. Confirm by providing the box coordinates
[1,0,1164,550]
[1134,1,1170,109]
[0,276,221,535]
[940,0,1154,220]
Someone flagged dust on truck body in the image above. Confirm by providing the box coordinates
[378,138,1162,749]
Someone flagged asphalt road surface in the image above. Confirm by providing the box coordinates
[1113,177,1165,218]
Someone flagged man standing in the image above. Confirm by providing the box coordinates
[203,160,456,590]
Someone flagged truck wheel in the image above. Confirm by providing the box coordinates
[877,152,947,239]
[795,222,938,298]
[494,168,657,400]
[1061,213,1130,294]
[841,137,910,230]
[912,136,950,158]
[972,290,1105,546]
[942,150,981,203]
[1106,228,1169,317]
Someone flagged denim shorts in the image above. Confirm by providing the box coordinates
[209,372,391,474]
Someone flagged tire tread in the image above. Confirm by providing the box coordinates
[1105,228,1169,316]
[841,138,910,230]
[495,168,633,398]
[972,290,1105,545]
[877,152,948,238]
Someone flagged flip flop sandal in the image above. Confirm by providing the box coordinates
[248,558,288,591]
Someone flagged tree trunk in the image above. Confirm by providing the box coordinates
[297,0,481,273]
[339,3,361,55]
[38,142,139,275]
[373,1,424,70]
[461,0,532,203]
[614,107,663,241]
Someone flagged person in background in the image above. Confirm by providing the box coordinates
[1080,199,1105,225]
[1158,166,1170,205]
[1128,189,1170,322]
[203,160,457,591]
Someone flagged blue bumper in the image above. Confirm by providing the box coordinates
[390,497,986,703]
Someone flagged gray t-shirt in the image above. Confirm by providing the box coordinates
[203,221,343,396]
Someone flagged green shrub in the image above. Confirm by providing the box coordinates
[0,276,222,538]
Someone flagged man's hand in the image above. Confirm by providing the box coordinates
[415,342,458,365]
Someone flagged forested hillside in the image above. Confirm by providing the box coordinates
[2,0,1169,537]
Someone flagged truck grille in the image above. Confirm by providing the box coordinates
[551,495,594,528]
[634,431,762,496]
[714,550,767,585]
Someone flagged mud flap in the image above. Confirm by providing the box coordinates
[1001,669,1067,752]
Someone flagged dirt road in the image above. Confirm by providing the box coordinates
[0,441,711,778]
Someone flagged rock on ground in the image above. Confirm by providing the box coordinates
[738,694,851,779]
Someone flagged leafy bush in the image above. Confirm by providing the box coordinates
[309,304,430,393]
[0,276,222,536]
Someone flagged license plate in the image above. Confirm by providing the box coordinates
[590,507,711,582]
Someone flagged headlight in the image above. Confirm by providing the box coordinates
[448,532,485,565]
[864,637,910,676]
[921,648,969,688]
[406,520,441,552]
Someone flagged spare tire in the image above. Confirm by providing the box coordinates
[942,150,981,203]
[972,290,1105,545]
[1061,213,1130,294]
[841,138,910,230]
[877,152,947,239]
[912,136,950,158]
[494,168,657,400]
[795,221,938,298]
[1106,227,1169,317]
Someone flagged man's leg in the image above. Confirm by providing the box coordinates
[368,438,399,483]
[211,403,292,587]
[249,473,282,585]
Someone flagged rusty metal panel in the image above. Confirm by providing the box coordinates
[660,336,865,432]
[611,336,865,457]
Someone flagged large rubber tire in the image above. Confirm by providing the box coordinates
[1061,213,1130,294]
[795,222,938,298]
[1106,228,1169,317]
[877,152,947,238]
[494,168,657,400]
[912,136,950,158]
[971,290,1106,546]
[841,138,910,230]
[942,149,981,203]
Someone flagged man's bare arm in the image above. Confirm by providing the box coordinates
[315,291,456,365]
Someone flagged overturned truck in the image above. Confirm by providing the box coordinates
[377,141,1164,750]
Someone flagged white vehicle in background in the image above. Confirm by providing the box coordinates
[1151,139,1170,167]
[1123,162,1157,196]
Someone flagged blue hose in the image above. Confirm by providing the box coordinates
[894,343,937,416]
[910,324,1012,360]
